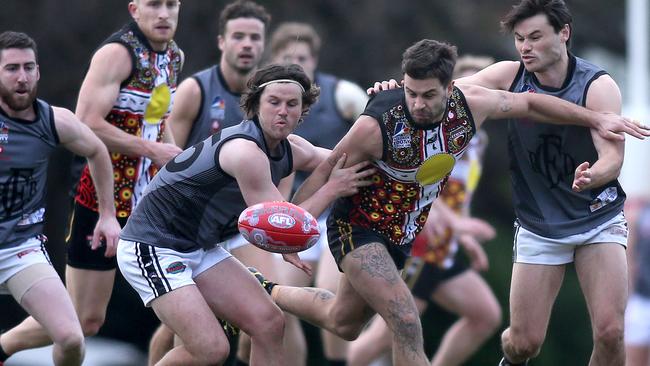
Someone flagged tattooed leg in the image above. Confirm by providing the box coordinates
[271,271,374,341]
[342,243,429,366]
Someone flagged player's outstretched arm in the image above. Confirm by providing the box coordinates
[461,83,650,140]
[53,107,121,256]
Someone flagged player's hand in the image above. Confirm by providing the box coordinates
[327,154,375,197]
[596,113,650,141]
[453,216,496,242]
[282,253,312,276]
[423,211,450,240]
[458,234,489,271]
[572,161,592,192]
[91,215,121,257]
[366,79,403,96]
[147,141,183,167]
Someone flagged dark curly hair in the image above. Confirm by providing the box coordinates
[241,63,320,119]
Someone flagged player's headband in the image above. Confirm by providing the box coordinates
[258,79,305,93]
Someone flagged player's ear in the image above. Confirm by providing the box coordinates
[217,35,225,52]
[128,1,139,20]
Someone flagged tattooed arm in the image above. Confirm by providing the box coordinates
[458,83,647,140]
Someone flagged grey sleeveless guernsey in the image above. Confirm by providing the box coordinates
[292,72,352,189]
[120,119,293,252]
[294,72,351,149]
[0,100,59,248]
[184,65,244,148]
[508,55,625,238]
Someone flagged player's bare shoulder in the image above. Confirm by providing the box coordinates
[455,60,521,90]
[51,107,82,143]
[87,42,133,81]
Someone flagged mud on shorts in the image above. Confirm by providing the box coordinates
[67,202,128,270]
[327,216,412,272]
[402,254,469,301]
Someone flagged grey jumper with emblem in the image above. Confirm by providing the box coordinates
[183,65,245,148]
[508,54,625,238]
[0,100,58,248]
[120,119,293,252]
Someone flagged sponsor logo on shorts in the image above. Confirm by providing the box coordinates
[268,213,296,229]
[165,261,186,274]
[17,248,40,259]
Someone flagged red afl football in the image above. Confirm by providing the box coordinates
[238,201,320,253]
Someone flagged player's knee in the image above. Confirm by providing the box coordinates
[248,305,285,340]
[329,309,364,341]
[55,329,85,356]
[189,335,230,365]
[79,315,105,336]
[593,318,624,349]
[506,331,543,359]
[333,324,363,341]
[202,341,230,365]
[391,313,423,346]
[472,303,502,336]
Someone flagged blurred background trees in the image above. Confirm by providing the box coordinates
[0,1,631,364]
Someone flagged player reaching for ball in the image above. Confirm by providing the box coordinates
[115,63,373,365]
[252,39,649,366]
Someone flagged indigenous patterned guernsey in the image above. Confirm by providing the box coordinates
[410,135,484,267]
[330,88,476,246]
[75,22,183,218]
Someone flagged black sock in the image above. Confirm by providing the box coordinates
[326,360,346,366]
[501,356,528,366]
[0,340,10,362]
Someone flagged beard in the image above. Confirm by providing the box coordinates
[0,83,37,112]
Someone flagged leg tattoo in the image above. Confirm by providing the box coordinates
[350,244,400,285]
[386,293,422,360]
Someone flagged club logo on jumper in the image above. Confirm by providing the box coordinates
[528,134,575,188]
[443,117,473,154]
[210,96,226,133]
[165,261,187,274]
[392,121,412,148]
[520,83,536,93]
[0,122,8,144]
[268,213,296,229]
[1,168,37,221]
